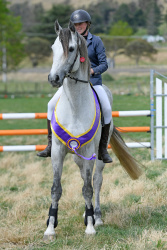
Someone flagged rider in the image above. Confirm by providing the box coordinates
[37,9,112,163]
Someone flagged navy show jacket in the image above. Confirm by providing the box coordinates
[87,32,108,86]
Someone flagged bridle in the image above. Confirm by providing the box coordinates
[65,32,88,84]
[66,74,89,83]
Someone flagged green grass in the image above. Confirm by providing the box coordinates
[0,140,167,249]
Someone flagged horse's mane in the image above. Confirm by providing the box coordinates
[78,33,90,79]
[59,28,90,80]
[59,28,72,57]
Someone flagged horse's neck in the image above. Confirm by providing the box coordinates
[56,73,95,135]
[63,80,91,111]
[59,69,92,113]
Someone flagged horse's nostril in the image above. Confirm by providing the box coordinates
[55,75,59,82]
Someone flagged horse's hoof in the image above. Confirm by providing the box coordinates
[43,234,56,241]
[95,218,103,227]
[85,226,96,235]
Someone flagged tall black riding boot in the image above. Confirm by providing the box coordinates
[37,119,52,157]
[98,123,113,163]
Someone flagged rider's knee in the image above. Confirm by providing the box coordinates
[103,106,111,117]
[48,99,54,111]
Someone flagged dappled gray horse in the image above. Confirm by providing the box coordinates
[44,21,142,239]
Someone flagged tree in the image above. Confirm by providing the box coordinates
[112,1,161,34]
[86,0,116,33]
[112,3,145,33]
[133,9,146,28]
[109,20,133,36]
[34,4,74,43]
[25,37,51,67]
[102,21,133,68]
[139,0,162,35]
[124,39,157,65]
[0,0,25,74]
[10,1,44,33]
[113,4,132,24]
[159,11,167,37]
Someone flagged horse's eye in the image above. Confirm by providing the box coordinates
[69,47,74,52]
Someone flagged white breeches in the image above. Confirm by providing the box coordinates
[47,87,63,120]
[47,85,112,124]
[93,85,112,124]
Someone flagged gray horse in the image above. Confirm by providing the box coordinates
[43,21,142,239]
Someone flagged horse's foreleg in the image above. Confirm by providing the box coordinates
[44,166,63,240]
[44,169,63,240]
[43,142,66,240]
[82,161,96,235]
[93,160,105,226]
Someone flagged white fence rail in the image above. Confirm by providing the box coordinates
[150,69,167,160]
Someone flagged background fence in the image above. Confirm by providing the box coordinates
[2,69,167,161]
[0,110,151,154]
[150,69,167,160]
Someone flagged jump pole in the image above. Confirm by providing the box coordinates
[0,142,151,152]
[0,113,47,119]
[0,110,151,120]
[0,145,47,152]
[0,126,150,136]
[0,110,151,152]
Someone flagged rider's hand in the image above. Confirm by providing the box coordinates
[90,68,94,75]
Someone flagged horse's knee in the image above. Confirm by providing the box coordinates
[51,179,62,201]
[82,169,93,199]
[82,185,93,200]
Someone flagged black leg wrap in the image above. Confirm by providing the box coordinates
[84,204,95,226]
[46,204,58,228]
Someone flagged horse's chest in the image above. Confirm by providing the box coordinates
[54,88,99,137]
[56,112,93,136]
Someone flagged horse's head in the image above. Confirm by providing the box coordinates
[48,21,89,87]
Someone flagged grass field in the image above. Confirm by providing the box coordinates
[0,76,167,249]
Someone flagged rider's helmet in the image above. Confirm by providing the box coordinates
[70,9,91,24]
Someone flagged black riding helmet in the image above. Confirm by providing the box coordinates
[70,10,91,36]
[70,9,91,24]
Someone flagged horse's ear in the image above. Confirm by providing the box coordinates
[55,20,62,34]
[69,21,76,33]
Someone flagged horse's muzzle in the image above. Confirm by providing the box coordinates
[48,74,62,88]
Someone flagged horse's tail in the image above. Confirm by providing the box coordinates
[110,126,142,180]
